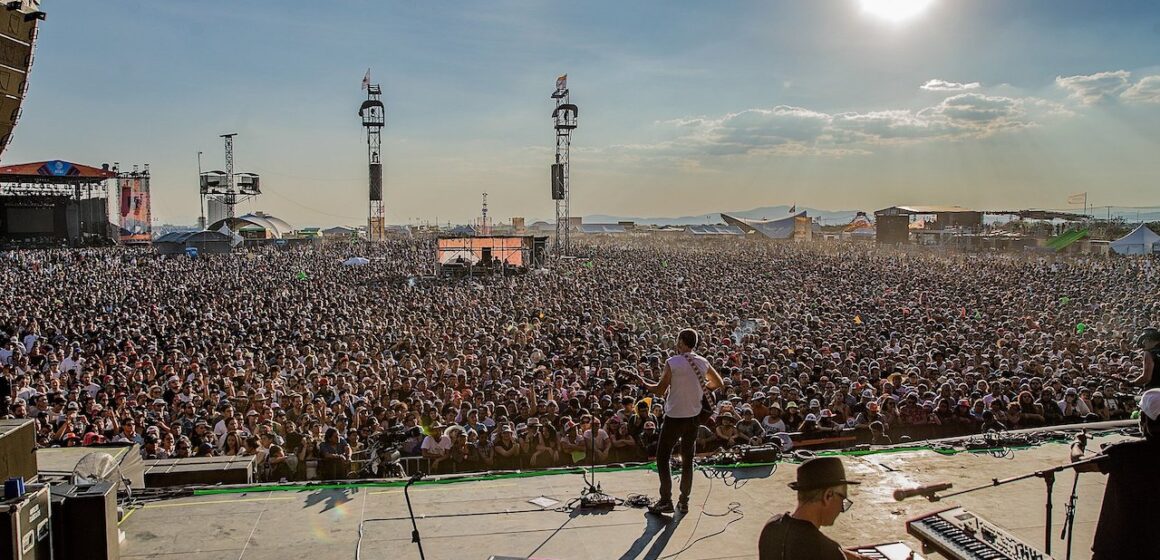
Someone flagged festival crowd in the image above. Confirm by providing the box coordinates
[0,239,1155,480]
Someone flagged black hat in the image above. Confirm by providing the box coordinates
[1135,327,1160,347]
[788,457,860,491]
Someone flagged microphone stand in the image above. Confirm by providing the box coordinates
[404,472,426,560]
[929,454,1105,557]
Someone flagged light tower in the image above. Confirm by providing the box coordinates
[359,76,386,241]
[199,133,260,232]
[550,74,578,257]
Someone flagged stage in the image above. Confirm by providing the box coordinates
[118,436,1124,559]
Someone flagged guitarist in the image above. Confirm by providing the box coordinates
[633,328,723,515]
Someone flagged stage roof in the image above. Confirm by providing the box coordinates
[0,160,117,183]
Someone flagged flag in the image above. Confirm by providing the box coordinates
[1067,192,1086,205]
[1060,296,1070,305]
[555,74,567,92]
[1076,322,1087,334]
[974,310,982,320]
[583,260,594,268]
[661,260,668,268]
[361,69,371,91]
[296,271,308,281]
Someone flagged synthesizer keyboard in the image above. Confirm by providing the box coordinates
[906,506,1053,560]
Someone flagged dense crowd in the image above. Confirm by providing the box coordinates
[1,239,1156,480]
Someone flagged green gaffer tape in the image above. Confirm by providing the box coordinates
[189,438,1081,496]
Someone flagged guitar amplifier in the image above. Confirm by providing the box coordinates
[0,485,51,560]
[0,420,37,484]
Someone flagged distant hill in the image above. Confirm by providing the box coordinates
[584,205,862,226]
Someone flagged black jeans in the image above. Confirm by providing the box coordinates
[656,415,698,503]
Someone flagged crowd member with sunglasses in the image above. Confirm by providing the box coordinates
[759,457,861,560]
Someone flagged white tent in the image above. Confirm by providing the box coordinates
[1110,225,1160,255]
[342,256,370,266]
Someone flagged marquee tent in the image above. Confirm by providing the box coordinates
[1109,224,1160,255]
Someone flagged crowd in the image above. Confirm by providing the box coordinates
[1,238,1156,480]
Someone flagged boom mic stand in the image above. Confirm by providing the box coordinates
[929,454,1105,558]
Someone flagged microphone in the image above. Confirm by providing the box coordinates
[893,482,952,502]
[409,471,426,482]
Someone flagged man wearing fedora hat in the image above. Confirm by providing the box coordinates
[759,457,861,560]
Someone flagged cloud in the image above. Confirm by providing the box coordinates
[1122,75,1160,103]
[920,79,981,92]
[1056,70,1132,105]
[624,92,1040,161]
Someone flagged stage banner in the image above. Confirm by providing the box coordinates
[119,175,151,243]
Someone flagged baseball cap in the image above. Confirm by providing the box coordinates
[1140,389,1160,421]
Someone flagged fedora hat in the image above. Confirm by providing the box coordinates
[788,457,860,491]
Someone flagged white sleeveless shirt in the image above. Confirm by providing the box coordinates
[664,352,709,419]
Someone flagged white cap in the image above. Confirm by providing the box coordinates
[1140,389,1160,421]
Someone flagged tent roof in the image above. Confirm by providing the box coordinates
[1110,224,1160,253]
[578,224,626,234]
[686,224,745,235]
[720,212,805,239]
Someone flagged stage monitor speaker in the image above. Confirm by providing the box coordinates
[0,485,51,560]
[0,419,37,483]
[550,163,564,200]
[49,482,118,560]
[369,162,382,201]
[143,455,254,488]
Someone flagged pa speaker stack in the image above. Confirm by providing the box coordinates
[0,0,45,158]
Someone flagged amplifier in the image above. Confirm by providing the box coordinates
[143,455,254,488]
[49,482,119,560]
[0,419,37,483]
[740,445,781,463]
[0,485,51,560]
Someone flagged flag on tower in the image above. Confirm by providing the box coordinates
[555,74,567,93]
[361,69,371,90]
[1067,192,1086,205]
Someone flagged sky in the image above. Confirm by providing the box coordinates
[5,0,1160,226]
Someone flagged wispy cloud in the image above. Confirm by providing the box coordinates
[920,79,981,92]
[608,92,1054,162]
[1056,70,1132,105]
[1122,75,1160,103]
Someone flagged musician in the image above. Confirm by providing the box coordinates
[633,328,723,515]
[759,457,864,560]
[1071,388,1160,560]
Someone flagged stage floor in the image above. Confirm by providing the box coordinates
[119,436,1122,559]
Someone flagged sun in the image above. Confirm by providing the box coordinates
[860,0,935,23]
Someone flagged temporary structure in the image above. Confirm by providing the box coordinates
[1109,224,1160,255]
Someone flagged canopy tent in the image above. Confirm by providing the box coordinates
[342,257,370,266]
[686,224,744,236]
[1109,224,1160,255]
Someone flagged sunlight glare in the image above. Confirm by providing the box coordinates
[860,0,935,23]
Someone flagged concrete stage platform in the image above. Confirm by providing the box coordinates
[119,436,1126,559]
